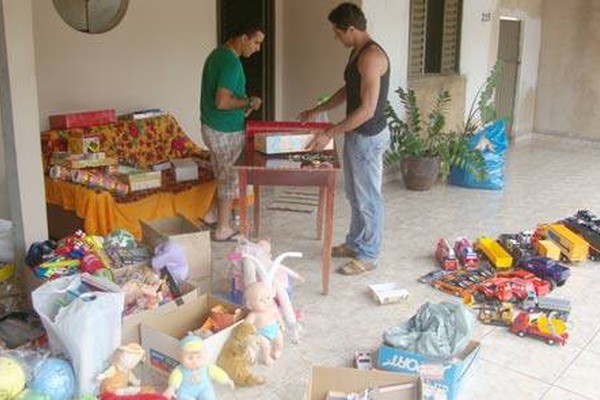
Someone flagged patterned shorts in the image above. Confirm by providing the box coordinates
[201,124,245,200]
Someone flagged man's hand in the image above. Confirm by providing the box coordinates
[297,108,318,123]
[248,96,262,111]
[306,132,332,152]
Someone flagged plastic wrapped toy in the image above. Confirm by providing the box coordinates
[97,343,154,396]
[151,241,189,283]
[163,335,234,400]
[244,282,285,365]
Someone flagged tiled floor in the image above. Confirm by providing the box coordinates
[167,135,600,399]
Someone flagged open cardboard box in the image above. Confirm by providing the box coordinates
[140,294,246,373]
[140,214,211,281]
[305,366,422,400]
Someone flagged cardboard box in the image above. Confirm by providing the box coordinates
[140,294,245,373]
[121,279,209,344]
[171,158,199,182]
[68,135,101,154]
[254,131,333,154]
[127,171,162,191]
[376,341,480,400]
[49,109,116,129]
[305,366,421,400]
[140,215,211,281]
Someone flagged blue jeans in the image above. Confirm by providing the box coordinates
[343,128,391,264]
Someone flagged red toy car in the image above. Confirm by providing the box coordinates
[454,238,479,269]
[475,270,551,302]
[435,239,459,270]
[510,312,568,346]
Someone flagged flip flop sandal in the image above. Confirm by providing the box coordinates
[211,231,241,242]
[331,244,358,258]
[337,259,376,276]
[199,218,218,231]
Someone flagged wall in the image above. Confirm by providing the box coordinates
[409,75,467,132]
[281,0,360,122]
[0,111,8,219]
[32,0,217,144]
[498,0,542,137]
[535,0,600,140]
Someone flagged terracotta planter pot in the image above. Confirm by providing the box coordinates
[400,156,440,191]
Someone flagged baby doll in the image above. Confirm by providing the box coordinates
[97,343,150,396]
[244,282,285,365]
[164,334,234,400]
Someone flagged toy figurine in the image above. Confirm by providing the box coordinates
[164,334,234,400]
[244,282,285,365]
[97,343,153,396]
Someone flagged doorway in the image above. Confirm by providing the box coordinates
[495,18,521,135]
[217,0,275,121]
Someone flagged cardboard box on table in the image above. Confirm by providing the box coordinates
[141,294,246,373]
[171,158,199,182]
[140,215,211,281]
[305,366,422,400]
[376,341,480,400]
[49,109,116,129]
[126,171,162,192]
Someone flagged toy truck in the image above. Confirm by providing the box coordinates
[477,237,513,269]
[544,223,589,262]
[477,302,514,326]
[510,312,568,346]
[454,238,479,269]
[536,239,561,261]
[521,290,571,320]
[498,232,536,264]
[517,256,571,288]
[435,239,459,270]
[561,216,600,261]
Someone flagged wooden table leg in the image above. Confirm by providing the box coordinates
[322,174,336,295]
[253,184,261,238]
[239,170,248,237]
[316,186,325,240]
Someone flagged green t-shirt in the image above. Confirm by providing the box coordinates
[200,46,246,132]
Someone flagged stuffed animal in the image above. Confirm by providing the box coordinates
[151,241,189,282]
[97,343,155,396]
[217,323,265,386]
[0,356,26,398]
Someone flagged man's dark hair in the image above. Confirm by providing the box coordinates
[328,2,367,31]
[228,21,264,39]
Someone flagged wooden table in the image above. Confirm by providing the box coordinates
[234,121,341,294]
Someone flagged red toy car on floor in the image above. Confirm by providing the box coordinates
[510,312,568,346]
[454,238,479,269]
[435,239,459,270]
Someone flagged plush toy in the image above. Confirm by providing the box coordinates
[217,323,265,386]
[97,343,154,396]
[29,357,76,400]
[239,239,304,343]
[0,356,26,399]
[151,241,189,282]
[244,282,285,365]
[164,334,234,400]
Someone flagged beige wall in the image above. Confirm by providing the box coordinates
[281,0,360,122]
[535,0,600,140]
[0,112,8,219]
[33,0,217,144]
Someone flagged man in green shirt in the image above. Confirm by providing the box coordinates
[200,23,264,241]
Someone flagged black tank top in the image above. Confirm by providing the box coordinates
[344,40,390,136]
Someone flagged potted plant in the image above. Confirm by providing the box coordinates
[384,88,484,191]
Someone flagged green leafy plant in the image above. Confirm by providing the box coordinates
[463,60,504,137]
[384,87,484,180]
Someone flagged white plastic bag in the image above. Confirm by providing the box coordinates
[32,274,124,397]
[0,219,14,262]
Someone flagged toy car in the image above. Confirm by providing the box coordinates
[521,290,571,320]
[517,256,571,288]
[435,239,459,270]
[475,270,551,302]
[497,232,536,264]
[510,312,568,346]
[477,302,514,326]
[454,238,479,269]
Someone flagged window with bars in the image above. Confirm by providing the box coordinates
[408,0,462,76]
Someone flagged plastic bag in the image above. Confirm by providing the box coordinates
[449,119,509,190]
[383,301,474,359]
[0,219,15,263]
[32,274,124,397]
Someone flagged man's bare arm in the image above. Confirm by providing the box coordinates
[215,88,261,111]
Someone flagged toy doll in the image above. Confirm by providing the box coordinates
[244,282,285,365]
[97,343,151,396]
[164,334,234,400]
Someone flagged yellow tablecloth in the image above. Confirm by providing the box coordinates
[45,178,216,239]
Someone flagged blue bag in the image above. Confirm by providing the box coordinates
[449,119,508,190]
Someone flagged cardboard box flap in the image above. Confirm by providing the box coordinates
[449,341,481,385]
[306,367,421,400]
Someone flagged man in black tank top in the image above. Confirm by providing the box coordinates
[299,3,391,275]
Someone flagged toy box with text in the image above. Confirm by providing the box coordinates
[376,341,480,400]
[254,131,333,154]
